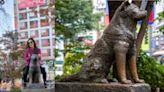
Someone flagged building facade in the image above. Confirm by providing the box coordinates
[14,0,55,79]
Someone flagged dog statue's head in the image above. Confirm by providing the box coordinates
[121,0,147,21]
[30,54,38,65]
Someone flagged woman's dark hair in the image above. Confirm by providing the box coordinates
[26,38,39,54]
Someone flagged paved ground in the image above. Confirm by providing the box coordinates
[0,89,9,92]
[21,80,54,92]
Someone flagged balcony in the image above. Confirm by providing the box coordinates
[42,49,51,57]
[29,11,37,19]
[30,30,38,38]
[40,19,49,27]
[30,20,38,28]
[19,12,27,20]
[20,22,27,30]
[41,39,50,47]
[40,9,48,17]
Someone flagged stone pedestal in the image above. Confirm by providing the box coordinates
[55,82,151,92]
[27,83,45,89]
[22,88,54,92]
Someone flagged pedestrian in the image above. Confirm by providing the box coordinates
[22,38,47,88]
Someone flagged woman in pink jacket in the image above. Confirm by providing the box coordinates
[22,38,47,88]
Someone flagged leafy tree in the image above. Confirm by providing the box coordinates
[55,0,101,39]
[0,31,24,86]
[0,31,24,60]
[155,11,164,34]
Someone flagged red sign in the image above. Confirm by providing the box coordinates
[18,0,45,9]
[148,9,154,24]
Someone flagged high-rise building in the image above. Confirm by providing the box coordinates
[14,0,55,77]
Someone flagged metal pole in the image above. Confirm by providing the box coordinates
[140,0,148,10]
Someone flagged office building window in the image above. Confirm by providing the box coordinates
[35,40,39,46]
[30,20,38,28]
[41,39,50,46]
[41,29,49,37]
[29,11,37,18]
[20,22,27,30]
[19,32,28,39]
[52,38,55,46]
[19,12,27,20]
[30,30,38,38]
[52,30,55,35]
[42,49,51,57]
[40,19,49,27]
[40,9,48,17]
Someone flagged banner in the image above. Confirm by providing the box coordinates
[18,0,46,9]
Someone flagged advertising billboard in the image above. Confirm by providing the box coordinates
[18,0,46,9]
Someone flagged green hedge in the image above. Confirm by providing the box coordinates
[137,51,164,88]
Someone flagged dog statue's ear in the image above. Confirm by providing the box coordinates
[124,0,131,6]
[128,0,132,4]
[119,0,132,11]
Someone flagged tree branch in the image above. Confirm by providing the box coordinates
[136,1,154,54]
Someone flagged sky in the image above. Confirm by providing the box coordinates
[0,0,14,37]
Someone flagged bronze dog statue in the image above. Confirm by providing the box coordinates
[28,54,41,83]
[60,0,147,84]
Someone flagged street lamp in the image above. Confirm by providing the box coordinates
[0,0,5,5]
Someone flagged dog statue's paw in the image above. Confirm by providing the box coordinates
[134,79,144,83]
[120,79,132,84]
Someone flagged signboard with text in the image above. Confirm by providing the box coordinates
[18,0,46,9]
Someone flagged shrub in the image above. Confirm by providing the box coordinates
[63,52,85,76]
[137,51,164,88]
[10,86,21,92]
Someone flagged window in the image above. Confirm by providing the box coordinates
[30,30,38,38]
[42,49,51,57]
[30,20,38,28]
[40,19,49,27]
[52,38,55,46]
[19,12,27,20]
[52,30,55,35]
[40,9,48,17]
[41,39,50,46]
[41,29,49,37]
[20,22,27,30]
[35,40,39,46]
[19,32,28,39]
[29,11,37,18]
